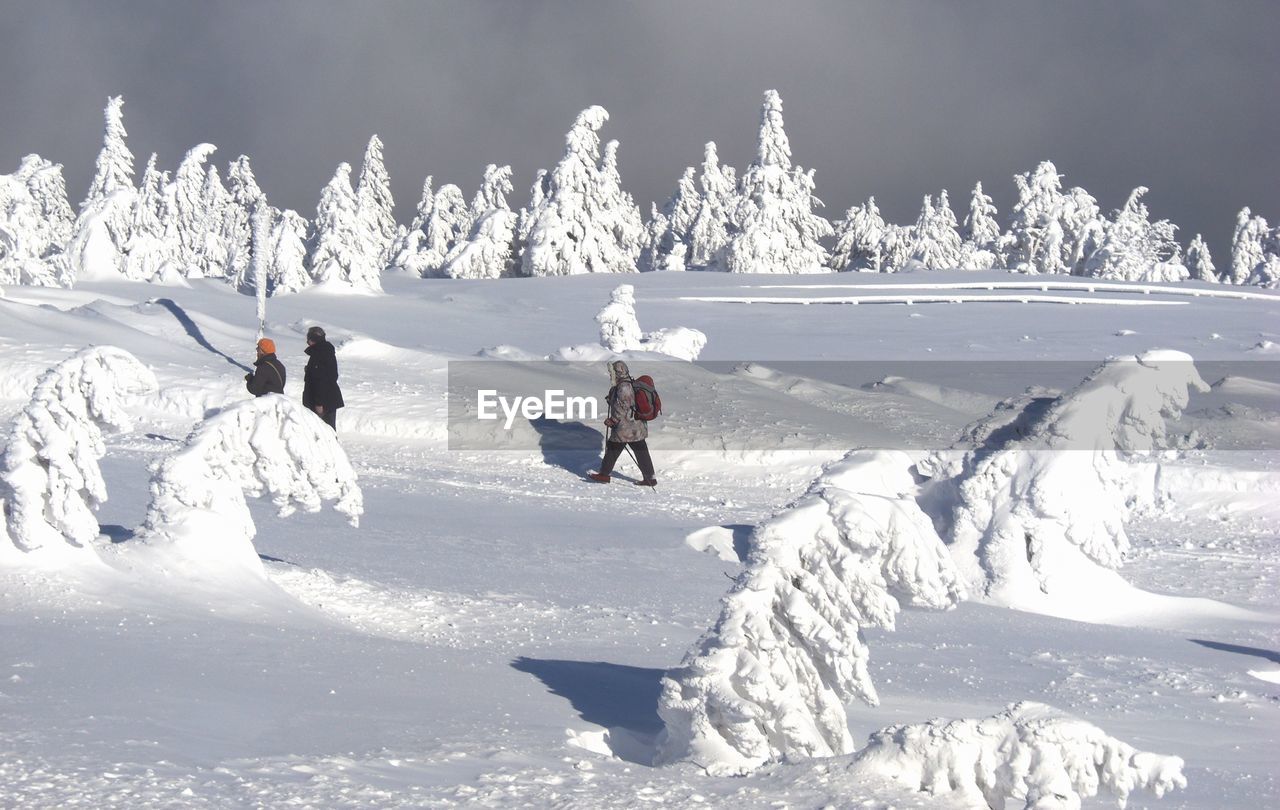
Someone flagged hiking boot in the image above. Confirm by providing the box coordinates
[587,472,612,483]
[634,478,658,487]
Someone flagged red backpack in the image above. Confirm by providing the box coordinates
[630,375,662,421]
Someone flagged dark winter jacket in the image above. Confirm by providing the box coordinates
[245,353,286,397]
[303,339,345,410]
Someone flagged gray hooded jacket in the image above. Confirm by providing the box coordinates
[605,360,648,443]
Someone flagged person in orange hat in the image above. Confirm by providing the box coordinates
[245,337,286,397]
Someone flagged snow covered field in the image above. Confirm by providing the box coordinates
[1,270,1277,808]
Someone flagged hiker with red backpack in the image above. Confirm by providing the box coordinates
[588,360,659,486]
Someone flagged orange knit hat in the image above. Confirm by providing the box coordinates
[257,338,276,354]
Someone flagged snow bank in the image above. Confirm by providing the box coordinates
[0,347,156,566]
[130,395,362,580]
[657,449,962,775]
[941,350,1209,606]
[593,284,706,361]
[849,701,1186,809]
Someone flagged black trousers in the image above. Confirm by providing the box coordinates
[314,406,337,431]
[600,440,654,479]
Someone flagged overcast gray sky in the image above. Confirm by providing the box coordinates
[2,0,1276,261]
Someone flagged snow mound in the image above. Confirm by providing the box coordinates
[1,346,156,565]
[657,449,962,775]
[942,350,1209,606]
[849,701,1186,809]
[129,395,362,581]
[594,284,706,361]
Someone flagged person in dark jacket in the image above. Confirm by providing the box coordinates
[588,360,657,486]
[302,326,344,430]
[245,338,286,397]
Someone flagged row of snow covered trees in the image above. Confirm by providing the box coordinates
[2,92,1278,290]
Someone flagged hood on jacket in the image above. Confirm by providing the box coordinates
[608,360,631,385]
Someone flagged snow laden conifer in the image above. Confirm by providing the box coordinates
[1228,207,1280,287]
[723,91,832,274]
[1081,187,1186,282]
[68,97,139,280]
[658,450,962,774]
[908,192,963,270]
[594,284,707,360]
[0,155,76,286]
[441,164,519,279]
[387,176,433,275]
[1,347,156,566]
[356,134,396,265]
[226,155,265,291]
[418,183,471,277]
[941,350,1208,606]
[135,396,362,580]
[309,162,381,291]
[850,702,1186,808]
[268,209,312,295]
[688,142,737,270]
[521,106,642,276]
[169,143,218,276]
[1003,161,1103,275]
[196,164,233,278]
[958,181,1000,270]
[123,154,178,282]
[646,166,699,272]
[1183,234,1216,283]
[828,197,886,272]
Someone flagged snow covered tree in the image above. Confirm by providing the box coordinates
[225,155,265,291]
[387,176,434,275]
[722,91,832,274]
[646,166,699,271]
[0,156,76,286]
[81,96,135,210]
[1081,187,1186,282]
[878,222,913,273]
[356,133,396,266]
[658,450,962,774]
[135,396,362,580]
[418,183,471,277]
[521,106,641,276]
[593,284,707,360]
[68,98,141,281]
[1,347,156,566]
[267,208,311,295]
[828,197,886,272]
[1184,233,1216,283]
[441,164,519,279]
[960,181,999,251]
[1003,161,1103,276]
[1229,207,1272,285]
[122,153,178,282]
[942,350,1208,606]
[168,143,218,276]
[309,162,380,291]
[908,192,963,270]
[250,201,271,330]
[688,141,737,269]
[850,702,1186,808]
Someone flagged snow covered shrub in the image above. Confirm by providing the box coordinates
[0,347,156,564]
[136,395,362,578]
[657,450,962,775]
[594,284,706,361]
[829,197,886,272]
[943,350,1208,605]
[849,701,1186,809]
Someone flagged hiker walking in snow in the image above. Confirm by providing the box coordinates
[244,338,286,397]
[303,326,344,431]
[588,360,657,486]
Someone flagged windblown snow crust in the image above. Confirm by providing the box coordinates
[656,449,962,774]
[134,395,362,579]
[1,346,156,564]
[939,350,1209,604]
[849,701,1187,809]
